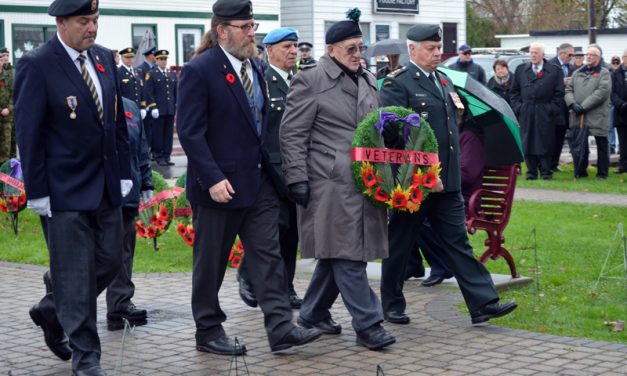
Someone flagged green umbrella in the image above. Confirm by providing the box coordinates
[437,66,524,165]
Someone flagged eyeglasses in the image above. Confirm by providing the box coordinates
[334,44,368,56]
[461,51,472,55]
[612,61,620,64]
[225,23,259,33]
[567,53,574,57]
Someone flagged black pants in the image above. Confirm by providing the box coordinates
[239,197,298,290]
[551,125,568,169]
[38,202,123,371]
[152,115,174,163]
[299,259,383,332]
[574,136,609,177]
[381,191,498,314]
[143,116,153,156]
[525,154,552,179]
[106,209,138,313]
[191,176,293,346]
[617,126,627,172]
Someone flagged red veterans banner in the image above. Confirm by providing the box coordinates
[0,172,25,192]
[139,189,174,212]
[352,147,439,166]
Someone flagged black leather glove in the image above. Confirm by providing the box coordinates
[621,103,627,114]
[381,121,401,148]
[571,103,585,115]
[288,181,310,208]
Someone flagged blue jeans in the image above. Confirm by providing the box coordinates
[608,105,616,149]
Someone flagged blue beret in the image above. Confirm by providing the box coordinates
[263,27,298,46]
[48,0,99,17]
[406,24,442,42]
[459,44,471,52]
[213,0,253,21]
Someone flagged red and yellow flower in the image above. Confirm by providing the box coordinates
[388,185,409,209]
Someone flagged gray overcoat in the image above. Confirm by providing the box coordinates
[564,66,612,137]
[280,55,388,262]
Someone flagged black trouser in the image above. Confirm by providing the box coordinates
[381,191,498,314]
[106,209,138,313]
[191,175,293,346]
[300,259,383,332]
[617,126,627,172]
[405,221,454,279]
[38,201,123,371]
[239,197,298,290]
[152,115,174,163]
[574,136,609,177]
[525,154,552,179]
[551,125,568,169]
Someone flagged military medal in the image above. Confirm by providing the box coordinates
[66,96,78,119]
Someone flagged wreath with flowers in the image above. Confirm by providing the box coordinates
[0,159,27,235]
[351,106,440,213]
[229,240,245,268]
[136,171,175,250]
[173,173,195,247]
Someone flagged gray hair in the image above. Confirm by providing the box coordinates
[529,42,545,54]
[558,43,573,53]
[587,43,602,56]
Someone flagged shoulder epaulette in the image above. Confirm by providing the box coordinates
[387,66,407,78]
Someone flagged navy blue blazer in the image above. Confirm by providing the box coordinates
[176,46,272,209]
[14,35,131,211]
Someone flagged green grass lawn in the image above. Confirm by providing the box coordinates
[1,201,626,343]
[517,162,627,194]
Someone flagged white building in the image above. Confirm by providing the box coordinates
[497,28,627,60]
[0,1,466,65]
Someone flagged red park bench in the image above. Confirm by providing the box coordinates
[466,164,521,278]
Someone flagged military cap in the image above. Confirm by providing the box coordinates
[325,8,362,45]
[573,47,584,56]
[406,24,442,42]
[0,47,8,54]
[263,27,298,46]
[256,45,265,54]
[120,47,135,57]
[213,0,253,21]
[458,44,471,52]
[143,46,156,56]
[298,42,313,50]
[155,50,169,59]
[48,0,99,17]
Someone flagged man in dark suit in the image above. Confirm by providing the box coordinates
[14,1,131,375]
[117,47,146,113]
[144,49,176,166]
[236,27,302,309]
[548,43,575,172]
[136,46,156,155]
[378,24,517,326]
[511,42,565,180]
[176,0,321,355]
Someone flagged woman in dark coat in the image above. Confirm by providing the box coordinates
[611,49,627,173]
[487,59,514,104]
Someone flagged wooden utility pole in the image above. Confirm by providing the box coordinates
[588,0,597,43]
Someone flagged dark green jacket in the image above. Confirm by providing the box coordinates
[0,66,14,123]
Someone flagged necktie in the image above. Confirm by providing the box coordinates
[77,55,103,122]
[562,64,568,77]
[533,65,539,74]
[287,73,293,82]
[129,67,133,75]
[429,73,442,96]
[240,62,253,99]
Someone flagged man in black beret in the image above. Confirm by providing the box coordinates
[15,0,132,374]
[281,8,396,351]
[379,24,517,328]
[176,0,322,356]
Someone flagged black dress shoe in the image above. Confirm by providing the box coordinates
[471,301,518,324]
[157,160,169,166]
[288,288,303,309]
[270,326,322,352]
[43,270,52,294]
[404,266,425,280]
[196,334,247,355]
[384,311,410,324]
[421,275,446,287]
[166,160,175,166]
[525,174,537,180]
[297,316,342,335]
[73,365,106,376]
[356,324,396,350]
[237,275,257,308]
[29,304,72,361]
[107,304,148,331]
[552,166,562,172]
[613,169,627,174]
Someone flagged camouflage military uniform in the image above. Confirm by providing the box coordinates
[0,65,14,164]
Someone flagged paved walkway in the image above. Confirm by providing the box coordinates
[2,262,626,376]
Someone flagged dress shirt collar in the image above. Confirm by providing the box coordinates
[269,63,290,84]
[57,32,86,62]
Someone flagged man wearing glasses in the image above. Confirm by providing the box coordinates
[281,9,396,351]
[176,0,322,355]
[450,44,486,84]
[548,43,575,173]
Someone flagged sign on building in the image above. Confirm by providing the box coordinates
[374,0,419,15]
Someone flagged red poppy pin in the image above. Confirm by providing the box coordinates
[96,63,105,73]
[593,72,598,77]
[503,82,510,88]
[440,78,448,87]
[125,111,133,119]
[226,73,235,84]
[537,71,543,77]
[0,82,5,88]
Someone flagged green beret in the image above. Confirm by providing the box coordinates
[213,0,253,21]
[48,0,99,17]
[406,24,442,42]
